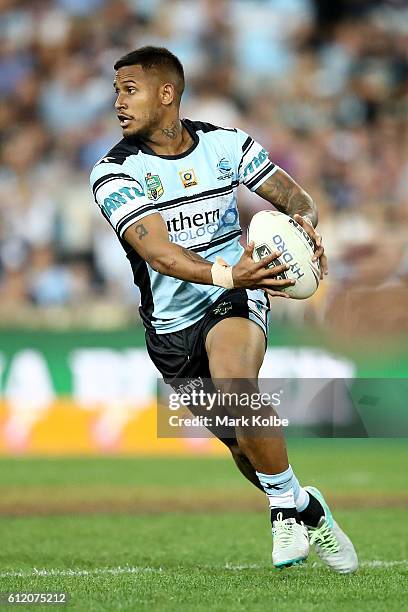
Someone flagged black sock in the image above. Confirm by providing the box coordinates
[298,492,325,527]
[270,507,302,524]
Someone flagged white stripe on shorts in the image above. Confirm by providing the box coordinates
[246,289,270,337]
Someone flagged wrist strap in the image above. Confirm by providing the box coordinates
[211,259,234,289]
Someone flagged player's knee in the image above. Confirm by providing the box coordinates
[210,358,259,381]
[208,342,262,381]
[214,377,259,417]
[215,368,249,380]
[214,376,259,395]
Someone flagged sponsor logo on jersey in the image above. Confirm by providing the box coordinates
[243,148,268,177]
[167,206,239,243]
[102,183,145,218]
[213,301,232,316]
[145,173,164,200]
[179,169,198,188]
[219,207,238,227]
[216,158,234,180]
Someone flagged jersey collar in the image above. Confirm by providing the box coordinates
[133,119,199,160]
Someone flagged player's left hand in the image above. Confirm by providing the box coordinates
[294,214,328,280]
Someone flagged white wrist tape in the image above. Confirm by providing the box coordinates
[211,258,234,289]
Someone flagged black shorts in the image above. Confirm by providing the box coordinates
[145,288,270,445]
[145,288,270,385]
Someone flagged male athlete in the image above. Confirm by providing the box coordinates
[90,46,358,572]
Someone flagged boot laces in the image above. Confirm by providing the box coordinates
[310,520,340,554]
[273,512,297,549]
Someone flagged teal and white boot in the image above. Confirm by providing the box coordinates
[305,486,358,574]
[272,512,309,569]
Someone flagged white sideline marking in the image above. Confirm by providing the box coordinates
[0,560,406,579]
[225,561,408,570]
[363,560,407,568]
[0,566,163,578]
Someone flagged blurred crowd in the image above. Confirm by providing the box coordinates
[0,0,407,329]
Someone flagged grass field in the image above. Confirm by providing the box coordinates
[0,440,407,611]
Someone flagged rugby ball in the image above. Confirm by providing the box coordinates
[247,211,320,299]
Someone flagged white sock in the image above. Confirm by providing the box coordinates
[291,471,310,512]
[256,466,296,509]
[294,486,309,512]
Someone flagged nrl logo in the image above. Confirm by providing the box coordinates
[255,244,287,279]
[213,301,232,316]
[145,173,164,200]
[255,244,272,259]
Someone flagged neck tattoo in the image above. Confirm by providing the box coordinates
[160,121,180,140]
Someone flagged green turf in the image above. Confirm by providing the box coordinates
[0,439,406,493]
[0,510,407,611]
[0,440,407,611]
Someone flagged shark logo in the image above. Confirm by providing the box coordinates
[216,157,234,180]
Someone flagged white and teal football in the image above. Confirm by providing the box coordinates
[248,210,320,299]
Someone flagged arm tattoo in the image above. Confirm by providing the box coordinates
[180,248,207,264]
[160,120,180,140]
[166,247,208,273]
[134,223,148,239]
[256,170,318,227]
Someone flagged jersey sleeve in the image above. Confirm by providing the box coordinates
[90,161,158,239]
[235,128,278,191]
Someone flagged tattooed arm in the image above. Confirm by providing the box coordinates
[124,213,213,284]
[255,168,328,276]
[123,213,295,294]
[255,168,318,227]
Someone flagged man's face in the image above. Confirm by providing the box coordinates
[114,65,162,139]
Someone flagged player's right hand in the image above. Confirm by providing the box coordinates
[232,242,295,298]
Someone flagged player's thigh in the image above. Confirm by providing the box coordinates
[205,317,266,379]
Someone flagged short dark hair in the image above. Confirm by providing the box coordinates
[114,46,185,100]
